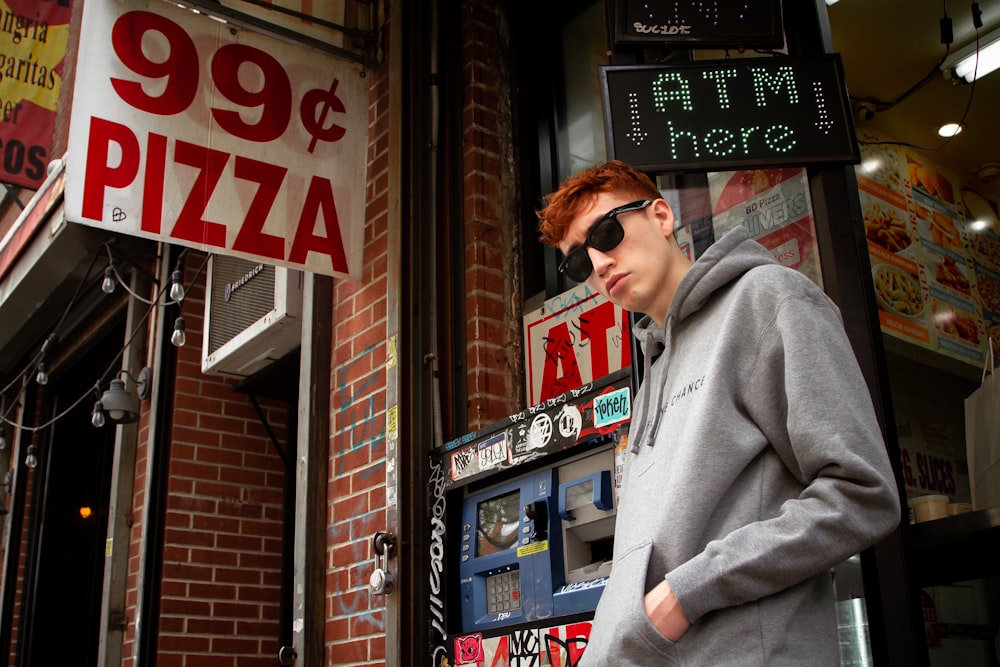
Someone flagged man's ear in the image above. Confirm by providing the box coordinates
[652,198,676,239]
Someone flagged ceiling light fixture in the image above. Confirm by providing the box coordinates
[937,122,963,137]
[942,30,1000,82]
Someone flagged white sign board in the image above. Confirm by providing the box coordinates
[65,0,369,278]
[523,284,632,406]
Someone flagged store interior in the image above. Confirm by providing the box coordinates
[830,0,1000,203]
[829,2,1000,665]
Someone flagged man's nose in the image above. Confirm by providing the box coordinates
[589,246,614,276]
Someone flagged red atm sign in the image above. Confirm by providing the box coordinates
[66,0,369,278]
[523,285,632,406]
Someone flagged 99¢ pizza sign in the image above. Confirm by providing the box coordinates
[65,0,368,277]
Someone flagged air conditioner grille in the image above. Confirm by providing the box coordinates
[206,257,277,356]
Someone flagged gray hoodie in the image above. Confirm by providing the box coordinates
[580,227,900,666]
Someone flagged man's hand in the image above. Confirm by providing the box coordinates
[644,578,691,641]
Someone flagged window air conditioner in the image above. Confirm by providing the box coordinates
[201,255,304,378]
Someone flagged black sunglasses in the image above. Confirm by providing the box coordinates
[558,199,653,282]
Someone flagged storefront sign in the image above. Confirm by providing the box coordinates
[0,0,71,188]
[601,55,859,173]
[614,0,783,48]
[65,0,369,278]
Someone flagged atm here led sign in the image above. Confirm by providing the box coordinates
[600,54,860,173]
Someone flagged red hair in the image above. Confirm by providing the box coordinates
[536,161,661,247]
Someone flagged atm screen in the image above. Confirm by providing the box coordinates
[476,490,521,556]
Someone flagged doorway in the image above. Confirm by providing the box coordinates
[19,324,123,667]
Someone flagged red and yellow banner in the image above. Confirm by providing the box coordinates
[0,0,70,188]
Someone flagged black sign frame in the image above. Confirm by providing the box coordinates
[614,0,784,48]
[600,54,860,174]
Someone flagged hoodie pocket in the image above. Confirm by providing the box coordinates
[584,541,679,664]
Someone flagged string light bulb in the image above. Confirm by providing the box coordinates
[171,317,187,347]
[102,265,116,294]
[24,444,38,470]
[36,333,57,385]
[169,269,185,302]
[91,401,106,428]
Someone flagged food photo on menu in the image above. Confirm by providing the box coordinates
[908,153,957,207]
[960,187,1000,360]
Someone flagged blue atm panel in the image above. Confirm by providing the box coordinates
[457,445,621,633]
[458,468,562,632]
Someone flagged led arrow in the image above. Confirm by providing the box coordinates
[813,80,833,135]
[625,92,648,145]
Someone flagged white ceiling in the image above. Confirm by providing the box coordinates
[827,0,1000,200]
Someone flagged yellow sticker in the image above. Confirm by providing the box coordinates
[387,334,398,369]
[517,540,548,558]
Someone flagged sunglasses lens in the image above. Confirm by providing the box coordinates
[563,249,593,282]
[589,215,625,252]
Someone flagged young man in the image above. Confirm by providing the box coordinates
[537,161,900,665]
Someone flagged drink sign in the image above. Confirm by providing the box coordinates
[65,0,369,278]
[600,55,859,174]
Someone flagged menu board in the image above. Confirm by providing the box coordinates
[961,189,1000,348]
[856,134,996,367]
[709,167,823,287]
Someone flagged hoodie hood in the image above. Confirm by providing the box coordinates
[629,226,777,452]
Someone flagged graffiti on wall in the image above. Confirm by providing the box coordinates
[452,622,591,666]
[335,342,386,471]
[429,456,449,666]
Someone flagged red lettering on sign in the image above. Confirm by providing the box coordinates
[211,43,292,142]
[142,132,167,234]
[171,141,229,247]
[288,176,349,273]
[232,157,288,259]
[82,117,140,220]
[541,322,584,402]
[111,11,198,115]
[78,116,350,270]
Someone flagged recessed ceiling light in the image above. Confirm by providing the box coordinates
[937,122,963,138]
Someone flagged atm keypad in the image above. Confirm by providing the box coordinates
[485,570,521,615]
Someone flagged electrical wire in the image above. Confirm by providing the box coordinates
[860,22,981,153]
[0,246,212,437]
[851,0,953,112]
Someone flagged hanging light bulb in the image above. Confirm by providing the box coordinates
[102,265,116,294]
[24,444,38,470]
[91,401,106,428]
[36,333,56,385]
[169,269,185,302]
[171,316,187,347]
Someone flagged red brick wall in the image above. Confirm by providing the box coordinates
[462,0,521,430]
[318,1,521,662]
[121,258,288,667]
[323,29,391,667]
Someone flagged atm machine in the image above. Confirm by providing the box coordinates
[438,369,631,665]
